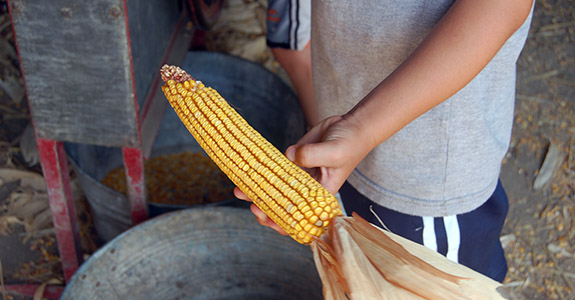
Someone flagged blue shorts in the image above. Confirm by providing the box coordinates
[266,0,311,50]
[339,180,509,282]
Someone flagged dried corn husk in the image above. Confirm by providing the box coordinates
[533,141,565,190]
[33,278,63,300]
[237,36,267,62]
[0,168,52,234]
[19,124,40,167]
[0,168,46,191]
[312,213,508,300]
[0,216,24,235]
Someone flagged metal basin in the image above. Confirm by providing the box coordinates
[61,207,323,300]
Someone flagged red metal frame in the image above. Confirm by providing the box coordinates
[122,4,194,225]
[140,11,193,157]
[5,1,198,298]
[5,4,73,298]
[121,0,148,226]
[124,10,194,225]
[5,138,85,299]
[36,138,82,282]
[122,147,147,225]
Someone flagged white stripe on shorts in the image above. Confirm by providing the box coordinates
[422,215,461,263]
[422,216,437,252]
[289,0,299,49]
[444,215,461,263]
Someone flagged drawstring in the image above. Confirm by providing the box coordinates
[369,204,391,232]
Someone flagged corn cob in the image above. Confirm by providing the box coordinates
[160,65,343,244]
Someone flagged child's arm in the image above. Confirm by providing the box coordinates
[289,0,534,194]
[271,45,318,127]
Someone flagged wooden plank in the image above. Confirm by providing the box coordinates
[9,0,139,147]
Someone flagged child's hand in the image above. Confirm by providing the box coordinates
[233,187,288,236]
[285,115,373,195]
[235,114,373,233]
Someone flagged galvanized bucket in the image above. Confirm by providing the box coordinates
[66,52,306,242]
[61,207,323,300]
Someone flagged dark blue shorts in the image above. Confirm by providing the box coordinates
[339,180,509,282]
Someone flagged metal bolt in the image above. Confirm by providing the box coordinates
[109,5,122,18]
[61,7,72,18]
[11,1,21,11]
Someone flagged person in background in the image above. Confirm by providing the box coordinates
[236,0,535,283]
[265,1,317,127]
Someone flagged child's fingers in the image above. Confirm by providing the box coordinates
[250,204,288,235]
[293,115,342,146]
[235,187,287,235]
[287,139,341,171]
[233,187,251,202]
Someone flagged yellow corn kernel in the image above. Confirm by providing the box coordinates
[160,65,343,244]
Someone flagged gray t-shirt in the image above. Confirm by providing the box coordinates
[311,1,533,216]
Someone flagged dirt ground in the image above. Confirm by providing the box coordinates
[497,0,575,299]
[0,0,574,299]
